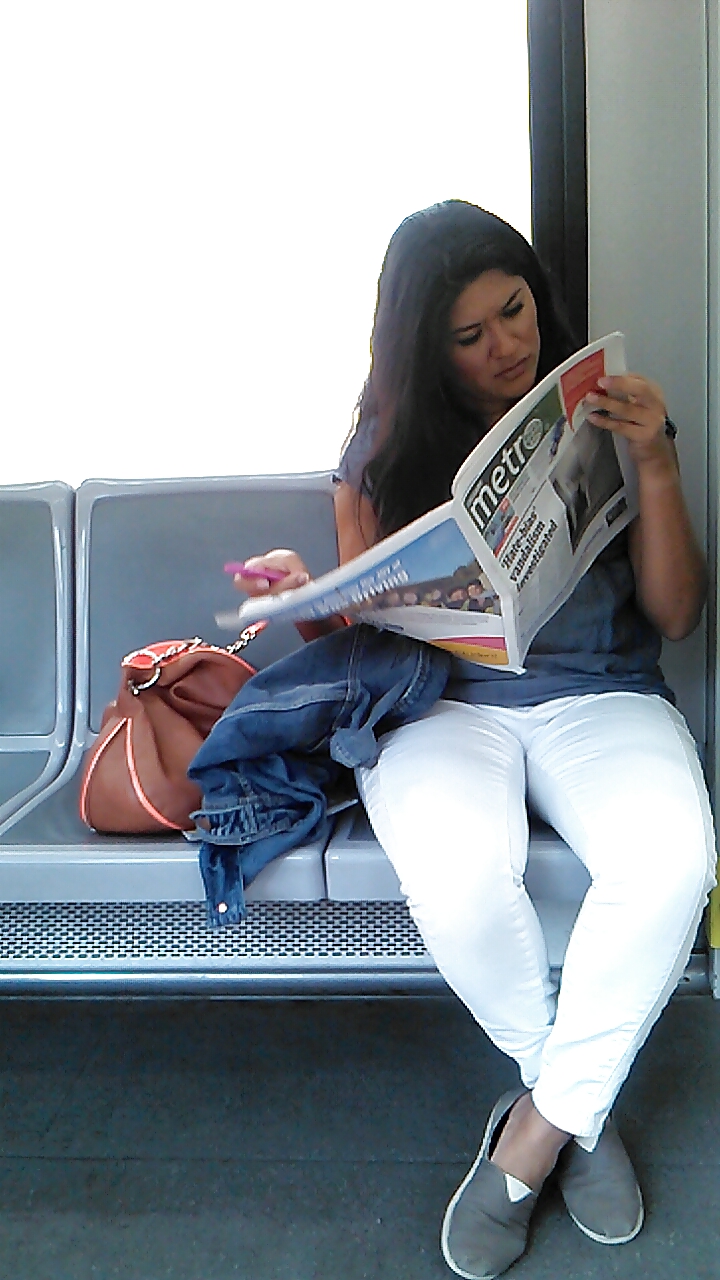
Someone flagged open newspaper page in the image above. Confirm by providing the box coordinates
[222,333,635,672]
[451,332,637,667]
[222,501,512,667]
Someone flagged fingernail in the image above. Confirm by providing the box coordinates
[298,572,310,585]
[597,376,610,389]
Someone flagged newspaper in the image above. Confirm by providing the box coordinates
[219,333,636,671]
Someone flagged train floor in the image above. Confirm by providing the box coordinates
[0,994,717,1279]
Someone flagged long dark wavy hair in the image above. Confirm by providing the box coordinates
[355,200,577,537]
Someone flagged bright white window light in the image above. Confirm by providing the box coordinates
[1,1,530,485]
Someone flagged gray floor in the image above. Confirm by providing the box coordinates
[0,994,717,1280]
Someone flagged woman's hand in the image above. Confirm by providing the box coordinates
[585,373,672,469]
[233,549,311,597]
[586,373,706,640]
[236,547,349,643]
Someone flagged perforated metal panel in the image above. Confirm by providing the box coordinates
[0,901,429,966]
[0,901,706,997]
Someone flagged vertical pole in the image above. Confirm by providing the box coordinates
[707,0,720,996]
[528,0,588,343]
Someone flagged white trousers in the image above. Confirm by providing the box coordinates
[356,693,716,1144]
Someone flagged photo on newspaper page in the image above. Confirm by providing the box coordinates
[350,515,509,666]
[222,502,513,666]
[451,333,637,666]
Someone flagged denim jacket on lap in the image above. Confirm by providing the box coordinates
[187,624,450,926]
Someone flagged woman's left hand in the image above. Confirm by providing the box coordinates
[585,374,672,469]
[584,372,707,640]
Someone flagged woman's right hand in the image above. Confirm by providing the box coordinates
[233,549,311,597]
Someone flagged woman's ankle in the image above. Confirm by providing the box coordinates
[490,1093,570,1192]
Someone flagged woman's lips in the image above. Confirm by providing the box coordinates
[498,356,530,382]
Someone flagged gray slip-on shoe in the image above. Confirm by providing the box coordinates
[441,1088,537,1279]
[557,1115,644,1244]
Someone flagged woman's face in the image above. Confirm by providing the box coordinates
[448,270,540,424]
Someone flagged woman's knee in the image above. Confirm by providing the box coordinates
[588,834,714,921]
[406,864,533,958]
[646,839,715,911]
[391,823,526,919]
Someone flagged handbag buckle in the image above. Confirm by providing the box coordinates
[126,638,203,695]
[128,666,162,695]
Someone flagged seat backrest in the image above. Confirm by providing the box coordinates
[0,482,74,824]
[76,473,339,738]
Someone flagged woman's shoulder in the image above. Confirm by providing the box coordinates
[334,415,382,494]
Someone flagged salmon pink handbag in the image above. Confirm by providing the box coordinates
[79,626,264,834]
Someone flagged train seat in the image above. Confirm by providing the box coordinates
[0,483,74,827]
[0,472,709,995]
[0,474,339,907]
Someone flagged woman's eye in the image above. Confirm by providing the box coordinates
[503,302,523,319]
[457,331,481,348]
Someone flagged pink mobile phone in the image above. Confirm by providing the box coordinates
[223,561,288,583]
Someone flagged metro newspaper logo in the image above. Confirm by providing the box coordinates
[462,384,563,542]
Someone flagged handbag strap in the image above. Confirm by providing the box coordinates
[124,621,268,695]
[225,620,267,654]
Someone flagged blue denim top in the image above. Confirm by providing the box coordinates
[335,419,674,708]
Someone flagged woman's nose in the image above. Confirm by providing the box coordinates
[488,323,518,359]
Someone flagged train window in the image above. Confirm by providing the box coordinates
[1,2,530,486]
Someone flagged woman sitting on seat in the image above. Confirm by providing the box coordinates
[235,201,715,1280]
